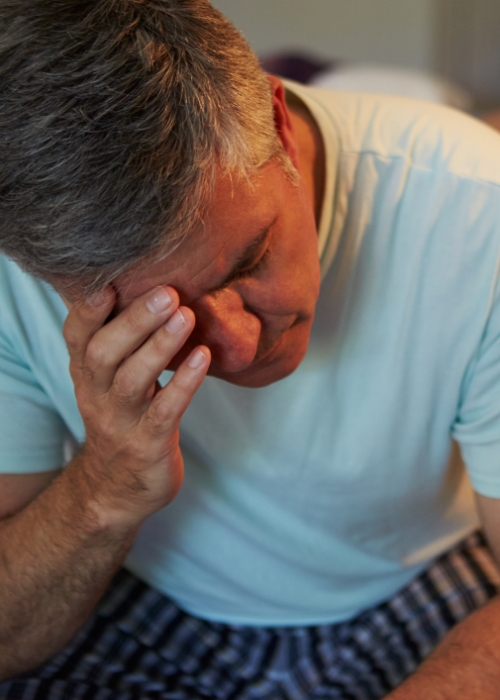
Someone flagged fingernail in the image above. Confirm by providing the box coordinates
[147,287,172,314]
[87,290,108,307]
[165,309,187,334]
[188,348,207,369]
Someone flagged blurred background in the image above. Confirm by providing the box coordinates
[211,0,500,124]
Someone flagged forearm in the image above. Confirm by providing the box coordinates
[387,596,500,699]
[0,454,140,681]
[0,286,208,680]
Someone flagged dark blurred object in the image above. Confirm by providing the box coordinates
[482,109,500,132]
[260,52,335,84]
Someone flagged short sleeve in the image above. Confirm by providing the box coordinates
[0,334,69,473]
[452,258,500,497]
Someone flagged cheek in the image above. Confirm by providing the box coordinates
[244,273,318,322]
[273,218,321,311]
[276,248,321,314]
[241,215,321,318]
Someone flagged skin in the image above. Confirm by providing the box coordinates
[112,163,320,389]
[65,76,325,389]
[2,77,500,693]
[0,76,327,679]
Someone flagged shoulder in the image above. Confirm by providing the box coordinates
[299,86,500,187]
[0,254,67,348]
[0,254,65,310]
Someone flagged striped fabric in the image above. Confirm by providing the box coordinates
[1,531,499,700]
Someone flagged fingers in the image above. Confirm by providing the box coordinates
[86,287,185,395]
[66,285,185,395]
[143,345,211,440]
[111,306,197,408]
[63,287,116,371]
[61,283,212,524]
[63,281,211,446]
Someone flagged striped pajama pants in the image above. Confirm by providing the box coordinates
[1,530,499,700]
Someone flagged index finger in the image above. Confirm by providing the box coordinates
[62,286,116,370]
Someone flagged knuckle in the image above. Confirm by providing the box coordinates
[81,365,97,384]
[85,336,108,370]
[108,385,134,411]
[124,438,151,464]
[125,308,150,335]
[145,399,177,435]
[150,328,168,354]
[112,367,138,402]
[62,322,80,352]
[91,414,117,444]
[172,372,195,397]
[146,330,172,364]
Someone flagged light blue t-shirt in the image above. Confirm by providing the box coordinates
[2,84,500,626]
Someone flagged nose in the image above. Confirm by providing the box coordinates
[191,289,261,373]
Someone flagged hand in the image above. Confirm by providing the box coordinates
[62,285,210,529]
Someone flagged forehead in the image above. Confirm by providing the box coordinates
[114,163,283,306]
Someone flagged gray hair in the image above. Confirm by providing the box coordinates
[0,0,291,295]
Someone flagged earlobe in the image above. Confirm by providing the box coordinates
[267,75,299,167]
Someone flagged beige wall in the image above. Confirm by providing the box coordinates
[211,0,438,71]
[438,0,500,106]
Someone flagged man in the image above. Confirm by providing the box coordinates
[1,1,500,698]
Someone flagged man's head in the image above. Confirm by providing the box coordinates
[0,0,294,292]
[112,147,321,388]
[0,0,323,387]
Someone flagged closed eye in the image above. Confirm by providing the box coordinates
[234,247,271,281]
[212,247,271,294]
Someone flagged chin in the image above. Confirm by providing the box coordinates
[209,337,309,389]
[211,363,295,389]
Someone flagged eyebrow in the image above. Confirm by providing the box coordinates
[210,220,274,292]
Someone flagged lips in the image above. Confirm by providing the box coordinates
[236,314,307,375]
[251,333,285,369]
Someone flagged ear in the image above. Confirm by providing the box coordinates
[267,75,299,168]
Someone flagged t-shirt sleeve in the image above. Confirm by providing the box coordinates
[0,334,69,474]
[452,260,500,497]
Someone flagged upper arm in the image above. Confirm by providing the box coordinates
[0,470,61,520]
[475,491,500,568]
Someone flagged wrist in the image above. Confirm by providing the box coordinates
[61,452,145,540]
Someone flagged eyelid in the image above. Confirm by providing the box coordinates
[234,246,270,279]
[212,246,271,294]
